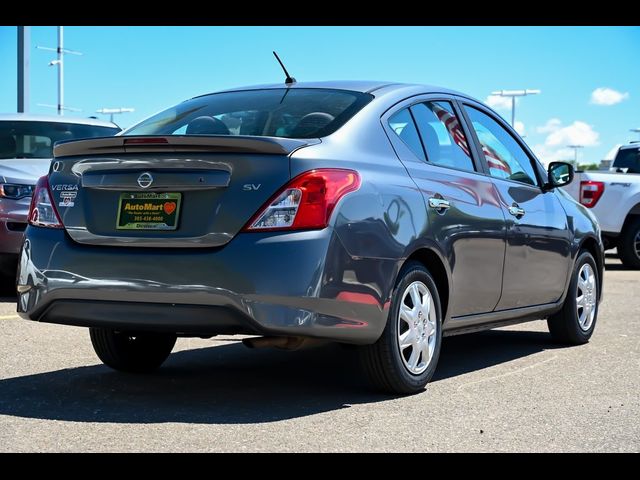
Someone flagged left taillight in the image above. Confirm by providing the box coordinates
[28,176,63,229]
[579,180,605,208]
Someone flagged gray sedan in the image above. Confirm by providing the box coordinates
[16,82,603,394]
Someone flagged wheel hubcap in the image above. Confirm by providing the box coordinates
[634,230,640,259]
[397,281,437,375]
[576,263,597,331]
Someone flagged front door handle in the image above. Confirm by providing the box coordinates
[428,197,451,213]
[508,203,526,218]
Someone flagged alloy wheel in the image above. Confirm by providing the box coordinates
[397,281,438,375]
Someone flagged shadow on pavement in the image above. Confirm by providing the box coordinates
[0,272,17,300]
[0,328,562,424]
[603,262,631,271]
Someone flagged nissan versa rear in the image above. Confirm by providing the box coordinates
[17,81,604,394]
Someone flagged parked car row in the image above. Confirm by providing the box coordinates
[10,81,605,393]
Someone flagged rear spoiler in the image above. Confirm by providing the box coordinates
[53,135,319,158]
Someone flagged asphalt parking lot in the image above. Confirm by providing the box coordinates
[0,255,638,452]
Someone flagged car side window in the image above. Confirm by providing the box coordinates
[410,101,476,172]
[388,108,426,162]
[465,106,539,187]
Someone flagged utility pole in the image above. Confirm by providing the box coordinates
[490,89,541,127]
[36,26,82,115]
[96,107,135,124]
[57,26,63,115]
[568,144,584,165]
[17,26,30,113]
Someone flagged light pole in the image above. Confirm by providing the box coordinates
[96,107,135,124]
[630,128,640,140]
[568,144,584,165]
[36,26,82,115]
[17,26,30,113]
[490,89,541,127]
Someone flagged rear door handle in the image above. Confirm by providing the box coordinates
[508,203,526,218]
[428,197,451,212]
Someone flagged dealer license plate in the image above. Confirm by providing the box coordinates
[116,192,182,230]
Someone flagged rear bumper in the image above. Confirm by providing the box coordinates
[17,226,397,344]
[36,300,265,335]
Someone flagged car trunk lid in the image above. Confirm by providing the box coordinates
[48,135,317,248]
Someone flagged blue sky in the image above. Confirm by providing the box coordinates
[1,26,639,165]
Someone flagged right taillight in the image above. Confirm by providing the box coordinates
[28,176,63,228]
[579,180,605,208]
[243,169,360,232]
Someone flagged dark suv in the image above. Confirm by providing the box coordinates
[16,81,603,394]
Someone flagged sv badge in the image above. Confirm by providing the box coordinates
[243,184,261,191]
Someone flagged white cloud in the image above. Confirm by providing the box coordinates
[514,121,525,136]
[545,121,599,147]
[485,95,514,110]
[590,87,629,106]
[536,118,562,134]
[531,119,600,166]
[532,144,577,167]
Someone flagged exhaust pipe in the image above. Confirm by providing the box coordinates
[242,336,325,351]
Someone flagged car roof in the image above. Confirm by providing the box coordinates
[0,113,120,128]
[619,142,640,151]
[195,80,471,99]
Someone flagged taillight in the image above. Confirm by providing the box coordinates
[579,180,605,208]
[123,137,169,145]
[28,176,63,228]
[243,169,361,232]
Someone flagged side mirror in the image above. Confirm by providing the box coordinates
[545,161,574,190]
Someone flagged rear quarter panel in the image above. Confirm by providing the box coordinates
[290,97,431,327]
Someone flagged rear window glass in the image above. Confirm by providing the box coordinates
[388,108,426,161]
[0,121,120,159]
[123,88,373,139]
[613,147,640,173]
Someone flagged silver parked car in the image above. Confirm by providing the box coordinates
[0,114,120,278]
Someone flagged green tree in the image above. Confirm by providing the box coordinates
[578,163,600,171]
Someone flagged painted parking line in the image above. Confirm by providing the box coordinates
[0,314,19,320]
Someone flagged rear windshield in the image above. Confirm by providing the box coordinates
[0,121,120,159]
[613,147,640,173]
[123,88,373,139]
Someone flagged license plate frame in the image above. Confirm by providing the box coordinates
[116,192,182,231]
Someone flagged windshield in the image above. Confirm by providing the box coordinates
[613,147,640,173]
[123,88,373,139]
[0,121,120,159]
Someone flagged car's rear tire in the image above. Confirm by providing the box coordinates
[547,251,599,345]
[89,328,177,373]
[618,217,640,269]
[359,261,442,394]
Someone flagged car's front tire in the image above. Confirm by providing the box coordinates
[89,328,177,373]
[547,251,599,344]
[359,262,442,394]
[618,217,640,269]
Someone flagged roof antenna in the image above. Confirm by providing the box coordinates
[273,51,296,85]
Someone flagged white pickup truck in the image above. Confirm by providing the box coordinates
[563,143,640,268]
